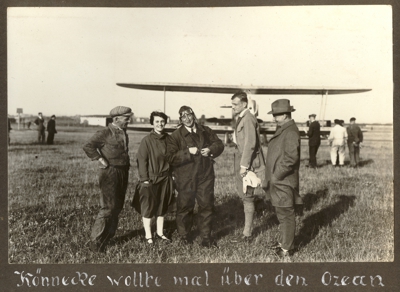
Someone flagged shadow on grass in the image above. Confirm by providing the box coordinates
[112,229,143,245]
[212,196,278,240]
[358,159,374,167]
[302,188,329,211]
[294,194,356,248]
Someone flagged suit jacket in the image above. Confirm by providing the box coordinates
[234,109,265,173]
[34,117,45,131]
[347,124,363,144]
[307,120,321,146]
[264,119,301,207]
[166,123,224,185]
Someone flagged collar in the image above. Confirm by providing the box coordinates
[108,123,125,136]
[239,108,249,118]
[151,129,167,139]
[184,124,197,133]
[273,119,295,137]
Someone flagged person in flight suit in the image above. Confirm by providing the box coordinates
[166,106,224,248]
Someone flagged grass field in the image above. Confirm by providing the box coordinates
[8,126,393,263]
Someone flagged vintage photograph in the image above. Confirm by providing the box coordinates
[7,6,393,264]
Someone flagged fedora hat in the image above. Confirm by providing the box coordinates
[268,99,295,115]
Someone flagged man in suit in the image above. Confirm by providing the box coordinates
[230,91,265,243]
[83,106,133,252]
[264,99,302,257]
[347,117,363,168]
[306,114,320,168]
[166,106,224,247]
[34,112,46,144]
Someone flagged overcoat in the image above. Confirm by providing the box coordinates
[47,119,57,134]
[307,120,321,146]
[264,119,302,207]
[234,109,265,173]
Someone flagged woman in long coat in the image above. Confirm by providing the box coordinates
[136,111,174,244]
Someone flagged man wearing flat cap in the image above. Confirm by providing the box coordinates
[328,119,347,167]
[166,106,224,248]
[83,106,133,252]
[230,91,265,243]
[306,114,320,169]
[264,99,302,257]
[347,117,363,168]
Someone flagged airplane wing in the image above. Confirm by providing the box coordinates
[117,82,371,95]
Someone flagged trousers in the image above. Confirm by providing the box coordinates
[38,130,45,144]
[348,142,360,166]
[176,174,215,240]
[330,145,345,165]
[275,206,295,250]
[91,166,129,244]
[308,144,320,167]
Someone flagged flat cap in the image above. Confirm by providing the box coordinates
[309,114,316,118]
[334,119,340,124]
[350,117,356,121]
[110,106,133,118]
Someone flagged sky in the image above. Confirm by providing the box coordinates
[7,6,393,124]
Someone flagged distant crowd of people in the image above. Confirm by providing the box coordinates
[306,115,364,169]
[8,112,57,145]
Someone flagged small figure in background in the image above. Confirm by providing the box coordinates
[306,114,320,169]
[8,117,12,146]
[34,112,46,144]
[328,119,347,167]
[347,117,363,168]
[47,115,57,145]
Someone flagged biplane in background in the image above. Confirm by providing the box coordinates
[116,82,371,144]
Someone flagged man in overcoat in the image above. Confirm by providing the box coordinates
[83,106,133,252]
[347,117,363,168]
[264,99,302,257]
[230,91,265,243]
[306,114,320,168]
[46,115,57,145]
[34,112,46,144]
[166,106,224,247]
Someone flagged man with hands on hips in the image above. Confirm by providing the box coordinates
[83,106,133,252]
[166,106,224,248]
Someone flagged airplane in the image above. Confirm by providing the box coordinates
[116,82,371,144]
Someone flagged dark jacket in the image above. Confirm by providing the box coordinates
[234,109,265,173]
[47,119,57,134]
[264,119,302,207]
[166,123,224,183]
[34,117,45,131]
[347,124,363,144]
[307,120,321,146]
[137,130,170,184]
[83,123,130,166]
